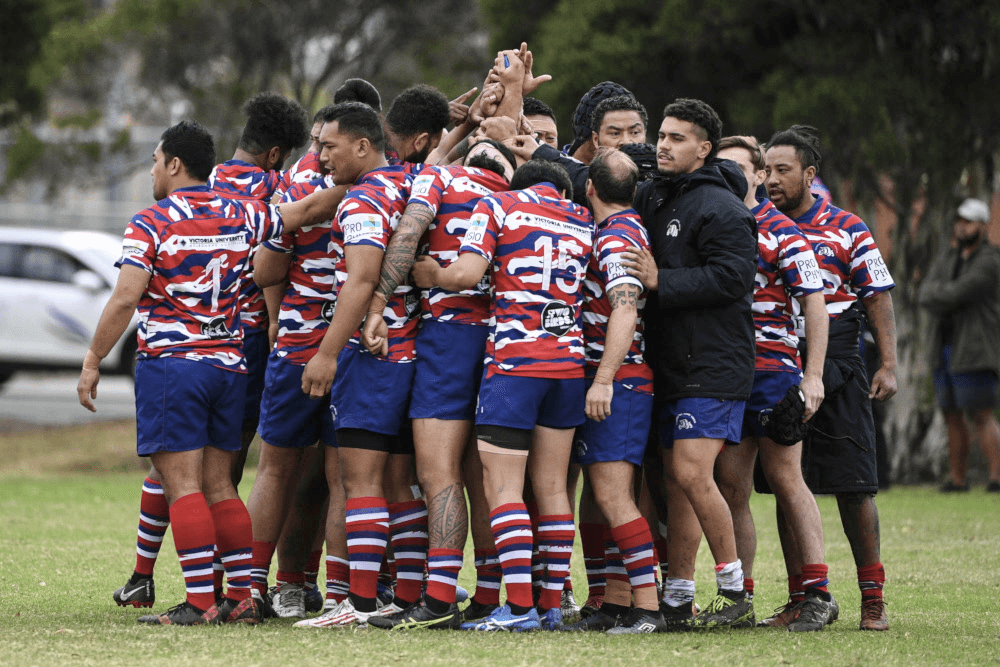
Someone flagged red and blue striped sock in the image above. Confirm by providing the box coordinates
[490,503,534,613]
[611,518,657,592]
[210,498,253,602]
[305,549,322,589]
[388,499,428,606]
[472,547,502,605]
[169,493,217,611]
[425,548,464,605]
[325,555,350,604]
[801,563,829,597]
[858,562,885,600]
[580,522,607,601]
[250,540,276,595]
[135,477,169,577]
[538,514,575,611]
[346,497,389,612]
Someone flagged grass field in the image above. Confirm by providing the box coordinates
[1,421,999,666]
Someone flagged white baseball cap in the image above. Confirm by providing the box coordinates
[957,198,990,223]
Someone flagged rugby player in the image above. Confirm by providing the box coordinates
[78,120,345,625]
[363,139,517,630]
[713,135,836,632]
[764,125,896,632]
[109,93,309,611]
[523,97,559,149]
[413,159,593,631]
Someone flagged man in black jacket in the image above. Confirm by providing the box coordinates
[919,198,1000,493]
[620,99,758,629]
[505,98,758,628]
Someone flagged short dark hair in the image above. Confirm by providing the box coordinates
[509,159,573,200]
[465,138,517,181]
[589,147,638,206]
[385,84,450,138]
[334,78,382,112]
[522,97,556,123]
[313,104,336,125]
[766,125,822,171]
[237,92,309,155]
[324,102,385,152]
[662,98,723,160]
[160,120,215,182]
[591,95,648,135]
[718,135,764,171]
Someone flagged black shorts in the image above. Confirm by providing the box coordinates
[756,352,878,495]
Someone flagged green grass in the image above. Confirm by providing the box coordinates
[1,423,999,665]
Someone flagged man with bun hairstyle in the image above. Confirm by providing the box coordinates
[764,124,896,632]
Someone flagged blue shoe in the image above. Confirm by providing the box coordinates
[463,605,540,632]
[455,585,470,604]
[538,607,563,630]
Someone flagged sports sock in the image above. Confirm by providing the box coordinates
[611,518,657,598]
[275,570,305,586]
[134,477,169,577]
[715,559,744,594]
[490,503,534,612]
[579,522,607,601]
[209,498,253,602]
[602,543,632,607]
[857,562,885,600]
[662,576,695,608]
[789,573,805,604]
[325,555,350,604]
[472,547,502,606]
[250,540,276,595]
[537,514,574,610]
[801,563,830,600]
[305,549,322,589]
[346,496,389,613]
[425,548,464,608]
[213,552,224,596]
[169,492,217,611]
[743,576,755,600]
[388,499,428,606]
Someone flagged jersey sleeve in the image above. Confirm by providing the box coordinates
[776,225,823,298]
[407,166,448,214]
[338,194,391,249]
[846,219,895,298]
[117,213,159,273]
[598,224,646,292]
[459,196,502,262]
[242,199,285,246]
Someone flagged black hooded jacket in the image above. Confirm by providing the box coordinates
[530,145,758,400]
[633,159,758,400]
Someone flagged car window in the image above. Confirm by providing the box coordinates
[0,242,20,278]
[20,245,87,283]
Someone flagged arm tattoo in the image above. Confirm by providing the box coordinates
[608,283,640,310]
[376,205,435,300]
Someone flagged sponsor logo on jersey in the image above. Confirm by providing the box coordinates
[666,219,681,237]
[541,300,574,336]
[866,255,890,283]
[815,243,835,257]
[676,412,696,430]
[201,317,233,339]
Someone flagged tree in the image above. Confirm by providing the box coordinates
[484,0,1000,481]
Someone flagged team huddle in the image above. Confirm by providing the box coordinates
[77,43,897,634]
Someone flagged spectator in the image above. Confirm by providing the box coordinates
[919,197,1000,493]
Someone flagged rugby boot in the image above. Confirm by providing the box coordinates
[367,598,460,630]
[606,607,667,634]
[859,597,889,631]
[787,595,833,632]
[692,589,755,629]
[137,601,209,625]
[559,603,628,632]
[113,575,155,608]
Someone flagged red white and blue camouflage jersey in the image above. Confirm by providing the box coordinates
[790,197,895,336]
[207,159,283,333]
[335,165,418,362]
[581,209,653,395]
[261,174,338,365]
[460,182,594,379]
[407,165,509,325]
[273,150,323,204]
[117,185,282,371]
[751,199,824,372]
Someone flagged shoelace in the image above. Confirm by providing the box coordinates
[861,598,886,620]
[702,595,736,615]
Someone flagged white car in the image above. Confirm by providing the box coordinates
[0,227,139,386]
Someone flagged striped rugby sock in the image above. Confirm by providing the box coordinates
[134,477,169,577]
[346,497,389,612]
[169,493,217,611]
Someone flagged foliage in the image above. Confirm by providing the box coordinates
[0,0,88,125]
